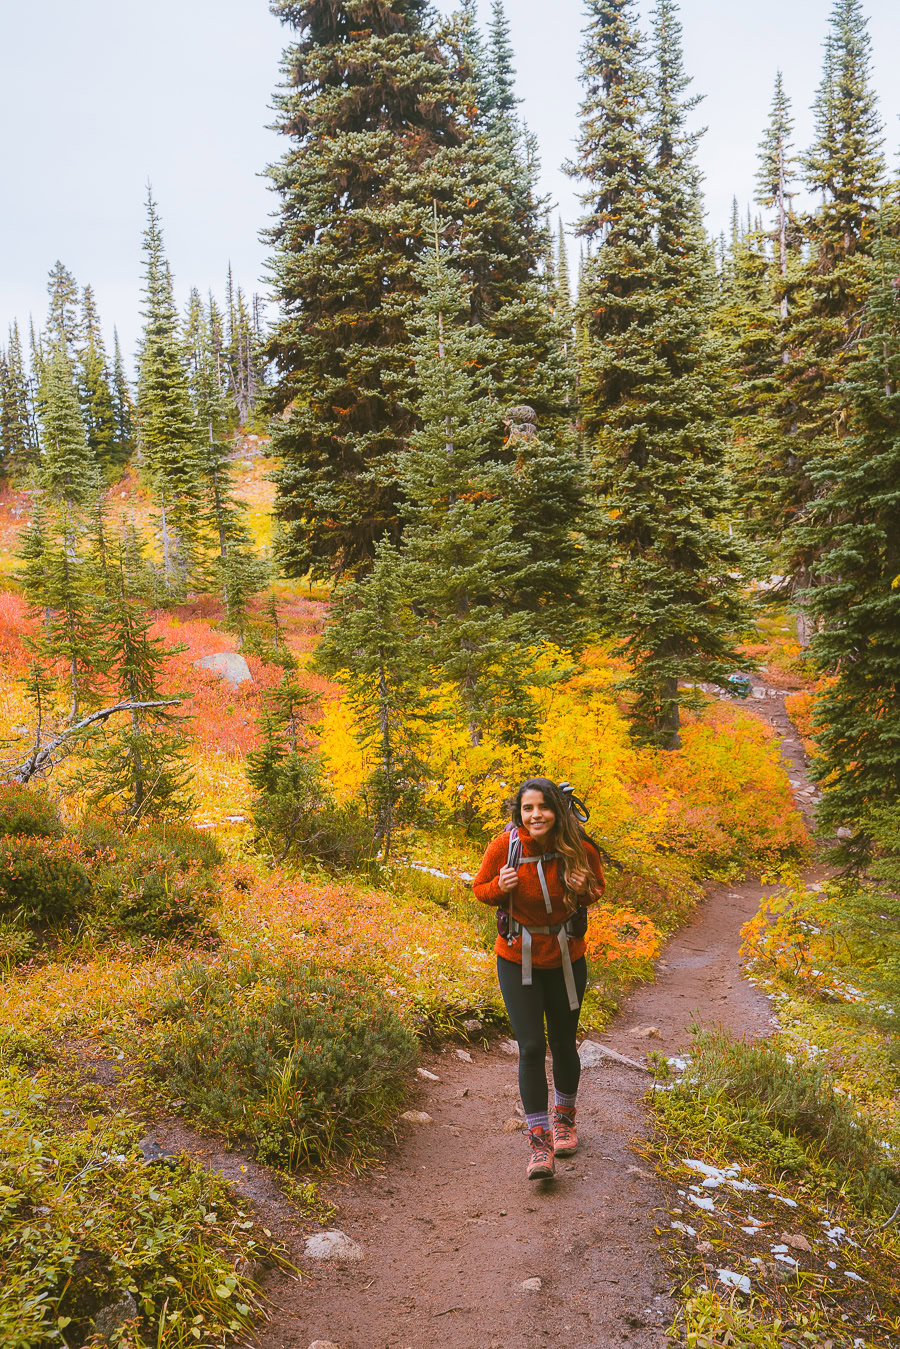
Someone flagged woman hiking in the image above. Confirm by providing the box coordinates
[473,778,604,1180]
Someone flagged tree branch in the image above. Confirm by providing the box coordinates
[1,699,183,785]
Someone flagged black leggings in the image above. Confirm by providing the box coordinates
[496,954,588,1115]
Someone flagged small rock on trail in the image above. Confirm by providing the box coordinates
[303,1231,363,1262]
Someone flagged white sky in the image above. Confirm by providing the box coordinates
[2,0,899,363]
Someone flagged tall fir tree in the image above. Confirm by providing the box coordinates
[0,323,37,479]
[110,328,136,462]
[778,0,885,635]
[24,348,105,721]
[45,262,81,354]
[755,71,797,326]
[37,341,97,512]
[800,210,900,864]
[185,288,265,625]
[487,0,520,121]
[572,0,749,747]
[35,518,105,722]
[89,541,193,821]
[78,285,119,472]
[318,539,430,856]
[398,249,533,745]
[265,0,570,580]
[136,189,203,592]
[717,75,802,553]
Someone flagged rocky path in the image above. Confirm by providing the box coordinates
[244,691,817,1349]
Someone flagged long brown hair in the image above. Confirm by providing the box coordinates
[511,777,601,913]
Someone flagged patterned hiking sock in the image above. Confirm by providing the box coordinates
[525,1111,551,1133]
[554,1089,578,1109]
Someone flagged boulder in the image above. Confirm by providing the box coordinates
[195,652,253,687]
[400,1110,433,1125]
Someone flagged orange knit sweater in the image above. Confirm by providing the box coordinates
[473,827,605,969]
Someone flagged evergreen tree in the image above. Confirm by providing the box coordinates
[45,261,81,354]
[487,0,520,120]
[185,288,265,625]
[0,323,37,479]
[715,76,803,554]
[399,250,533,744]
[28,319,44,404]
[26,347,104,720]
[318,539,430,856]
[572,0,750,747]
[755,71,797,326]
[36,516,105,722]
[778,0,885,633]
[556,218,574,340]
[136,189,203,592]
[78,285,119,472]
[37,341,97,511]
[90,542,193,821]
[110,328,136,462]
[800,212,900,864]
[266,0,570,579]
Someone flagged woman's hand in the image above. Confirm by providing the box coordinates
[497,865,519,894]
[568,868,590,896]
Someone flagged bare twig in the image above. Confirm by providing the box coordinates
[1,699,183,785]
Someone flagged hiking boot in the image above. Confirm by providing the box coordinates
[526,1125,555,1180]
[552,1105,578,1157]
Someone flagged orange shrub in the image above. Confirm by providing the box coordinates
[584,906,662,965]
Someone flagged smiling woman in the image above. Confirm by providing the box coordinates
[473,776,604,1180]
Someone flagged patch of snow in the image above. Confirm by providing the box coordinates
[717,1270,751,1294]
[670,1221,696,1237]
[688,1195,715,1212]
[845,1271,864,1283]
[773,1253,798,1267]
[768,1193,798,1208]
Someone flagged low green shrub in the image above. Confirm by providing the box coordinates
[0,836,92,924]
[93,821,223,939]
[0,784,63,839]
[149,955,417,1167]
[0,1062,270,1349]
[679,1026,899,1211]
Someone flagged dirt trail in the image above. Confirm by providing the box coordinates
[247,691,817,1349]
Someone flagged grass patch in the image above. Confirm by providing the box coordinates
[146,954,418,1168]
[0,1061,280,1349]
[649,1029,900,1348]
[679,1026,898,1213]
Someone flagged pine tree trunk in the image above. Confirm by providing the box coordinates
[160,502,175,589]
[659,677,681,751]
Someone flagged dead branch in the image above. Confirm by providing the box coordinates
[1,699,183,785]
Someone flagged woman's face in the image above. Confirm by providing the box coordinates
[520,790,556,840]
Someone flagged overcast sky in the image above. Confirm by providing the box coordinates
[2,0,899,363]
